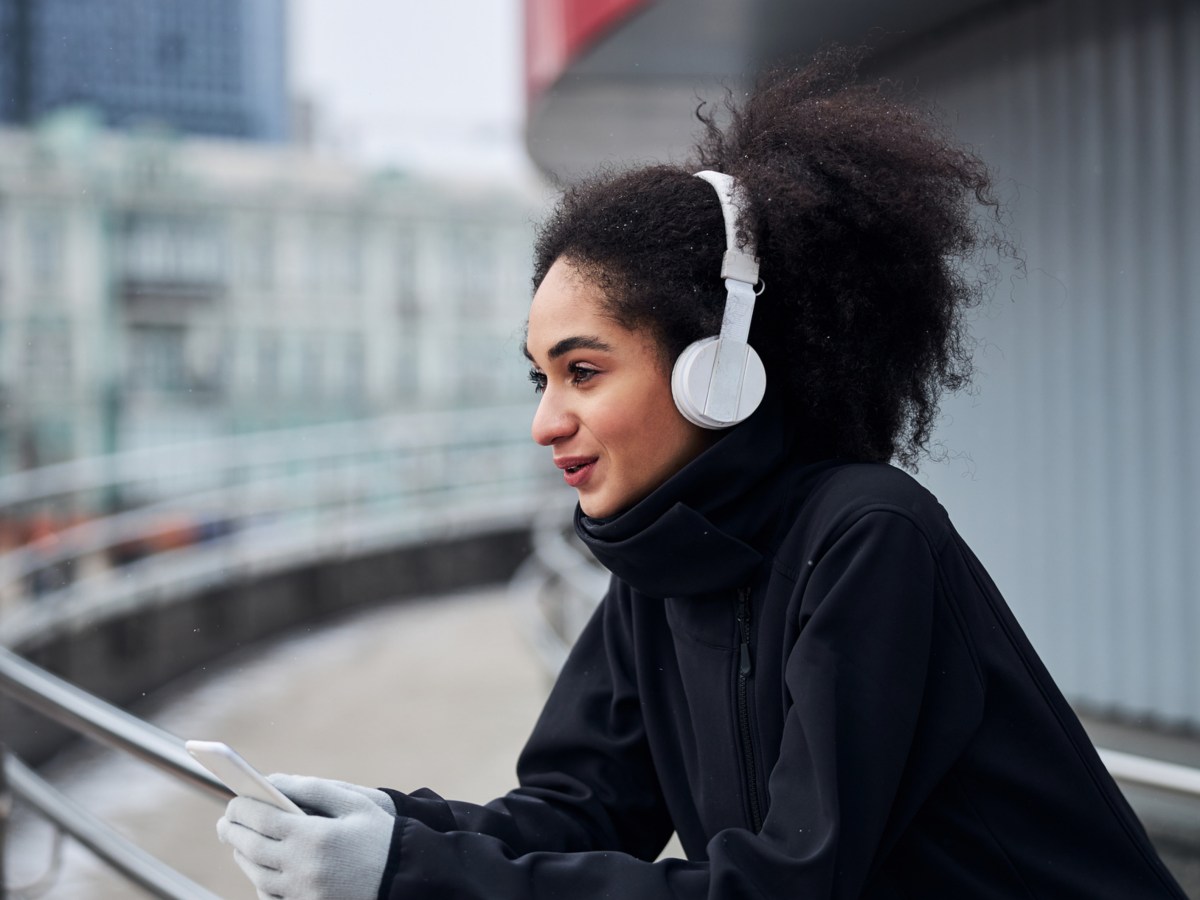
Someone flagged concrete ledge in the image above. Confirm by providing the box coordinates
[4,527,532,765]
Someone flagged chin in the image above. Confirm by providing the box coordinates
[578,497,608,518]
[578,492,623,519]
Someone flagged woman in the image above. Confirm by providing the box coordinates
[218,50,1187,899]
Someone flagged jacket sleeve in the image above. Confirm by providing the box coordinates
[381,577,675,853]
[379,510,983,899]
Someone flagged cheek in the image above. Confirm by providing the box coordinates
[585,376,663,446]
[609,380,699,469]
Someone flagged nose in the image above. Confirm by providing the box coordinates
[531,388,577,446]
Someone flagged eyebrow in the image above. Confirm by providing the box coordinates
[522,335,614,363]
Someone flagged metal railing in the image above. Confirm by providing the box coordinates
[1,645,229,899]
[0,406,555,897]
[0,404,551,648]
[5,756,219,900]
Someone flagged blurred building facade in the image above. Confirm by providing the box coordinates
[524,0,1200,729]
[0,0,288,141]
[0,110,540,471]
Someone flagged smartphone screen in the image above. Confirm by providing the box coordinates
[186,740,305,815]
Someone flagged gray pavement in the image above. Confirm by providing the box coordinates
[8,586,550,899]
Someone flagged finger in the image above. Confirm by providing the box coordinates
[265,773,311,805]
[220,818,287,871]
[268,773,369,818]
[224,796,297,840]
[216,814,263,849]
[231,846,284,891]
[238,852,291,900]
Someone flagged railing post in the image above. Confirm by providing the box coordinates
[0,742,8,900]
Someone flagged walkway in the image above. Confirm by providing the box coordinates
[8,586,549,899]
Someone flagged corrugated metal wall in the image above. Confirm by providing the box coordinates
[891,0,1198,727]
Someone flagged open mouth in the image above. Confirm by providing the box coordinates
[556,457,598,487]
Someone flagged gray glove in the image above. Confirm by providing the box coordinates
[217,774,395,900]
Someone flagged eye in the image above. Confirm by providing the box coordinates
[528,367,547,394]
[568,362,599,386]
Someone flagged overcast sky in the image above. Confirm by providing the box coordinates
[289,0,531,178]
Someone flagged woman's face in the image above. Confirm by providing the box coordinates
[525,258,712,518]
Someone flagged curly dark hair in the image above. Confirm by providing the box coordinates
[531,46,1004,468]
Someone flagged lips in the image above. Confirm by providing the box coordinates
[554,455,599,488]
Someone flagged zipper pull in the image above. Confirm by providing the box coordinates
[737,587,752,676]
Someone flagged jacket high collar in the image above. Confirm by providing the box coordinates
[574,394,824,598]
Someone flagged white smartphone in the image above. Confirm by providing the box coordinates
[185,740,305,815]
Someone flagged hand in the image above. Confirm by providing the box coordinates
[218,775,395,900]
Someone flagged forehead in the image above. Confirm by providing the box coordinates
[525,258,668,369]
[530,259,605,319]
[526,261,611,345]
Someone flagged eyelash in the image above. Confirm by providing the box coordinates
[528,363,598,394]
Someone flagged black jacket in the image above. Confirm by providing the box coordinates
[379,401,1186,898]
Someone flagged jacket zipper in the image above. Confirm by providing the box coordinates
[735,586,763,832]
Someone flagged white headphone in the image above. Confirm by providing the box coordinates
[670,170,768,429]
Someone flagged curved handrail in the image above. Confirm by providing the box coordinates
[510,511,608,677]
[0,405,535,509]
[0,406,555,646]
[1097,749,1200,800]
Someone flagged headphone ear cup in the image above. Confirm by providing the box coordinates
[672,337,720,428]
[672,337,767,429]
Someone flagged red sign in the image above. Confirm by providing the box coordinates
[524,0,649,103]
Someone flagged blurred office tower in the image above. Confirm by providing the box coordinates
[0,112,539,471]
[0,0,288,141]
[524,0,1200,730]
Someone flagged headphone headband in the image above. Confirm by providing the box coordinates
[693,170,760,286]
[670,171,768,429]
